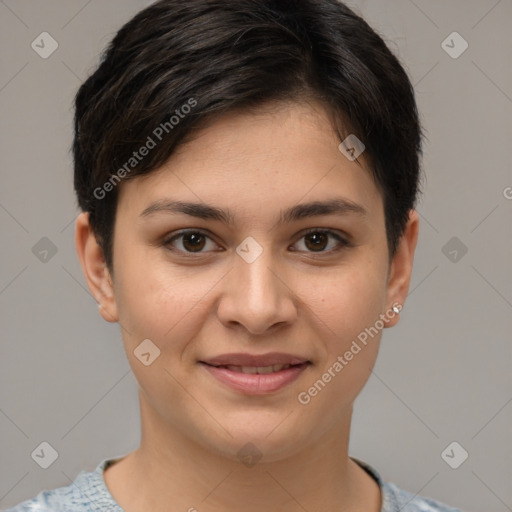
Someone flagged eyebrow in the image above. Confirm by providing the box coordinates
[139,197,369,225]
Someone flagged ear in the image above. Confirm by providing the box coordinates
[383,209,419,328]
[75,212,119,323]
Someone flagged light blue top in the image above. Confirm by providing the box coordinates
[2,455,464,511]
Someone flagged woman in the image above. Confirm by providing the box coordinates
[5,0,464,510]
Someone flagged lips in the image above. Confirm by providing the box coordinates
[218,363,294,374]
[200,352,310,368]
[199,352,311,394]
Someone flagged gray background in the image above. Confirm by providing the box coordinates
[1,1,511,510]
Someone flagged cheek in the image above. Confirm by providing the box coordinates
[297,265,386,397]
[303,262,387,337]
[295,271,385,429]
[294,266,385,408]
[113,255,220,352]
[112,268,201,417]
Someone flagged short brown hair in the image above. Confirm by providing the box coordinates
[73,0,424,273]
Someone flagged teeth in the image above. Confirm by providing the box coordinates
[224,364,292,374]
[256,365,276,374]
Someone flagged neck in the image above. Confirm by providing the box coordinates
[103,390,381,512]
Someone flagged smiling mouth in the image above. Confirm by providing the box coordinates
[203,363,303,374]
[199,361,311,394]
[198,351,312,394]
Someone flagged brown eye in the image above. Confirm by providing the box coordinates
[164,230,216,254]
[181,232,206,252]
[293,229,348,254]
[304,232,329,252]
[164,228,349,257]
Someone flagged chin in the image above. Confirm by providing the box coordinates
[206,421,307,464]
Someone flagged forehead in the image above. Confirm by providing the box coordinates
[117,101,383,223]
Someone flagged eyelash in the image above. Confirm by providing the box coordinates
[163,228,350,257]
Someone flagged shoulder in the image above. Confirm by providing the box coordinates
[381,480,465,512]
[1,460,122,512]
[1,485,78,512]
[351,457,464,512]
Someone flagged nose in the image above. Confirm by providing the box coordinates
[216,244,298,335]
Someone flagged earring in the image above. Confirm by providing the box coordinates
[392,304,401,314]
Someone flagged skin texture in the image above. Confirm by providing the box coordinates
[76,100,419,512]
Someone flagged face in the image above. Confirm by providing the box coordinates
[79,100,416,463]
